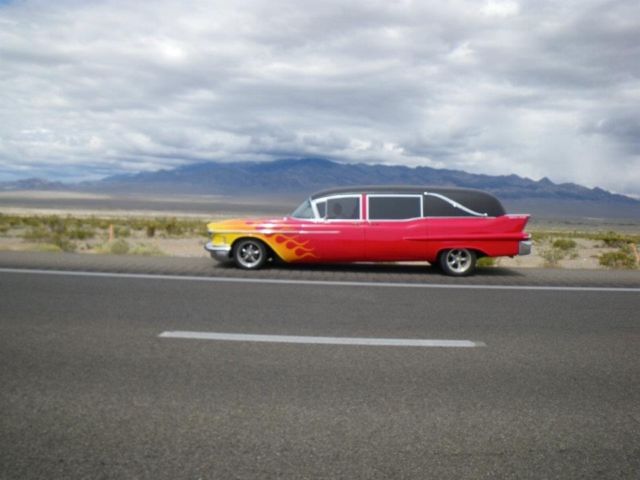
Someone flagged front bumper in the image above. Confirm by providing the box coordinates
[518,240,532,256]
[204,242,232,261]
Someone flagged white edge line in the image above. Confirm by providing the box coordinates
[0,267,638,293]
[159,331,486,348]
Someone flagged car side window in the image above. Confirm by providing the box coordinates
[326,196,360,220]
[368,196,422,220]
[424,195,480,217]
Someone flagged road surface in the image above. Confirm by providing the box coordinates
[1,254,639,479]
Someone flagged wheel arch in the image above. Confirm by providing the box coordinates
[231,236,280,261]
[436,246,488,261]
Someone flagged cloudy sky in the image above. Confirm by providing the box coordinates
[0,0,639,196]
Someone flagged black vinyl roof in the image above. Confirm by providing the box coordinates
[310,185,506,216]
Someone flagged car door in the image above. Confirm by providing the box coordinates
[311,194,366,262]
[364,194,427,261]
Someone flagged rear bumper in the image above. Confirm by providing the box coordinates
[204,242,232,261]
[518,240,532,256]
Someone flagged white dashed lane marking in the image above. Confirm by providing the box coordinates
[159,331,486,348]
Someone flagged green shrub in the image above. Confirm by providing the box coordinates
[44,216,68,235]
[593,231,639,248]
[114,225,131,238]
[23,226,51,242]
[530,231,551,243]
[30,243,63,253]
[552,238,577,251]
[130,243,164,256]
[164,217,183,236]
[51,234,76,252]
[68,226,96,240]
[540,246,565,267]
[22,220,77,252]
[477,257,496,267]
[598,247,637,269]
[109,239,130,255]
[195,224,209,237]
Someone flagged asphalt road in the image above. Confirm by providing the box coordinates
[1,264,639,479]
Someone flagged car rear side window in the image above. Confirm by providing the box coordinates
[326,196,360,220]
[368,196,422,220]
[424,195,482,217]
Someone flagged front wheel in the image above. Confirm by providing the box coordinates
[233,239,268,270]
[439,248,477,276]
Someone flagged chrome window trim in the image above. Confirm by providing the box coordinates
[365,194,424,221]
[423,191,488,217]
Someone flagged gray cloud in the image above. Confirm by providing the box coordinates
[0,0,639,196]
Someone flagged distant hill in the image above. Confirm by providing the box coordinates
[0,178,66,191]
[2,158,639,218]
[92,158,634,200]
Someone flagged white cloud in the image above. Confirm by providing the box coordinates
[0,0,639,196]
[481,1,520,18]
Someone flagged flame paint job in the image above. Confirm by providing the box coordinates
[206,218,322,262]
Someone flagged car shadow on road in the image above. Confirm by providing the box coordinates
[215,261,525,277]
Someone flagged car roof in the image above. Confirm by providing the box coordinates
[311,185,482,198]
[309,185,506,216]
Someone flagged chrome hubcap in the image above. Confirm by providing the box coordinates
[238,243,262,267]
[446,249,471,273]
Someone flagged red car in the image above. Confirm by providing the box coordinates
[205,186,531,276]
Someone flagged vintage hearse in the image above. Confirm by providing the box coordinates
[205,186,531,276]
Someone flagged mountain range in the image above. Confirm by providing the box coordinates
[1,158,639,218]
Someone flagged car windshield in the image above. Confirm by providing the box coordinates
[291,199,315,219]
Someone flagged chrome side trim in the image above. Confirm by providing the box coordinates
[518,240,532,256]
[207,229,341,235]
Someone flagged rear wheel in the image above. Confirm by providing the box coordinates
[233,239,268,270]
[439,248,477,276]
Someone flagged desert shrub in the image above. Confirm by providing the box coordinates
[539,246,565,267]
[552,238,577,251]
[477,256,496,267]
[22,216,44,227]
[0,214,25,229]
[167,219,183,236]
[51,234,77,252]
[43,216,67,234]
[126,218,147,231]
[30,243,63,253]
[530,231,550,243]
[130,243,164,256]
[23,226,52,242]
[146,223,157,238]
[596,231,631,248]
[114,225,131,238]
[598,247,637,269]
[195,224,209,237]
[96,219,112,230]
[21,216,77,252]
[109,239,130,255]
[68,226,95,240]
